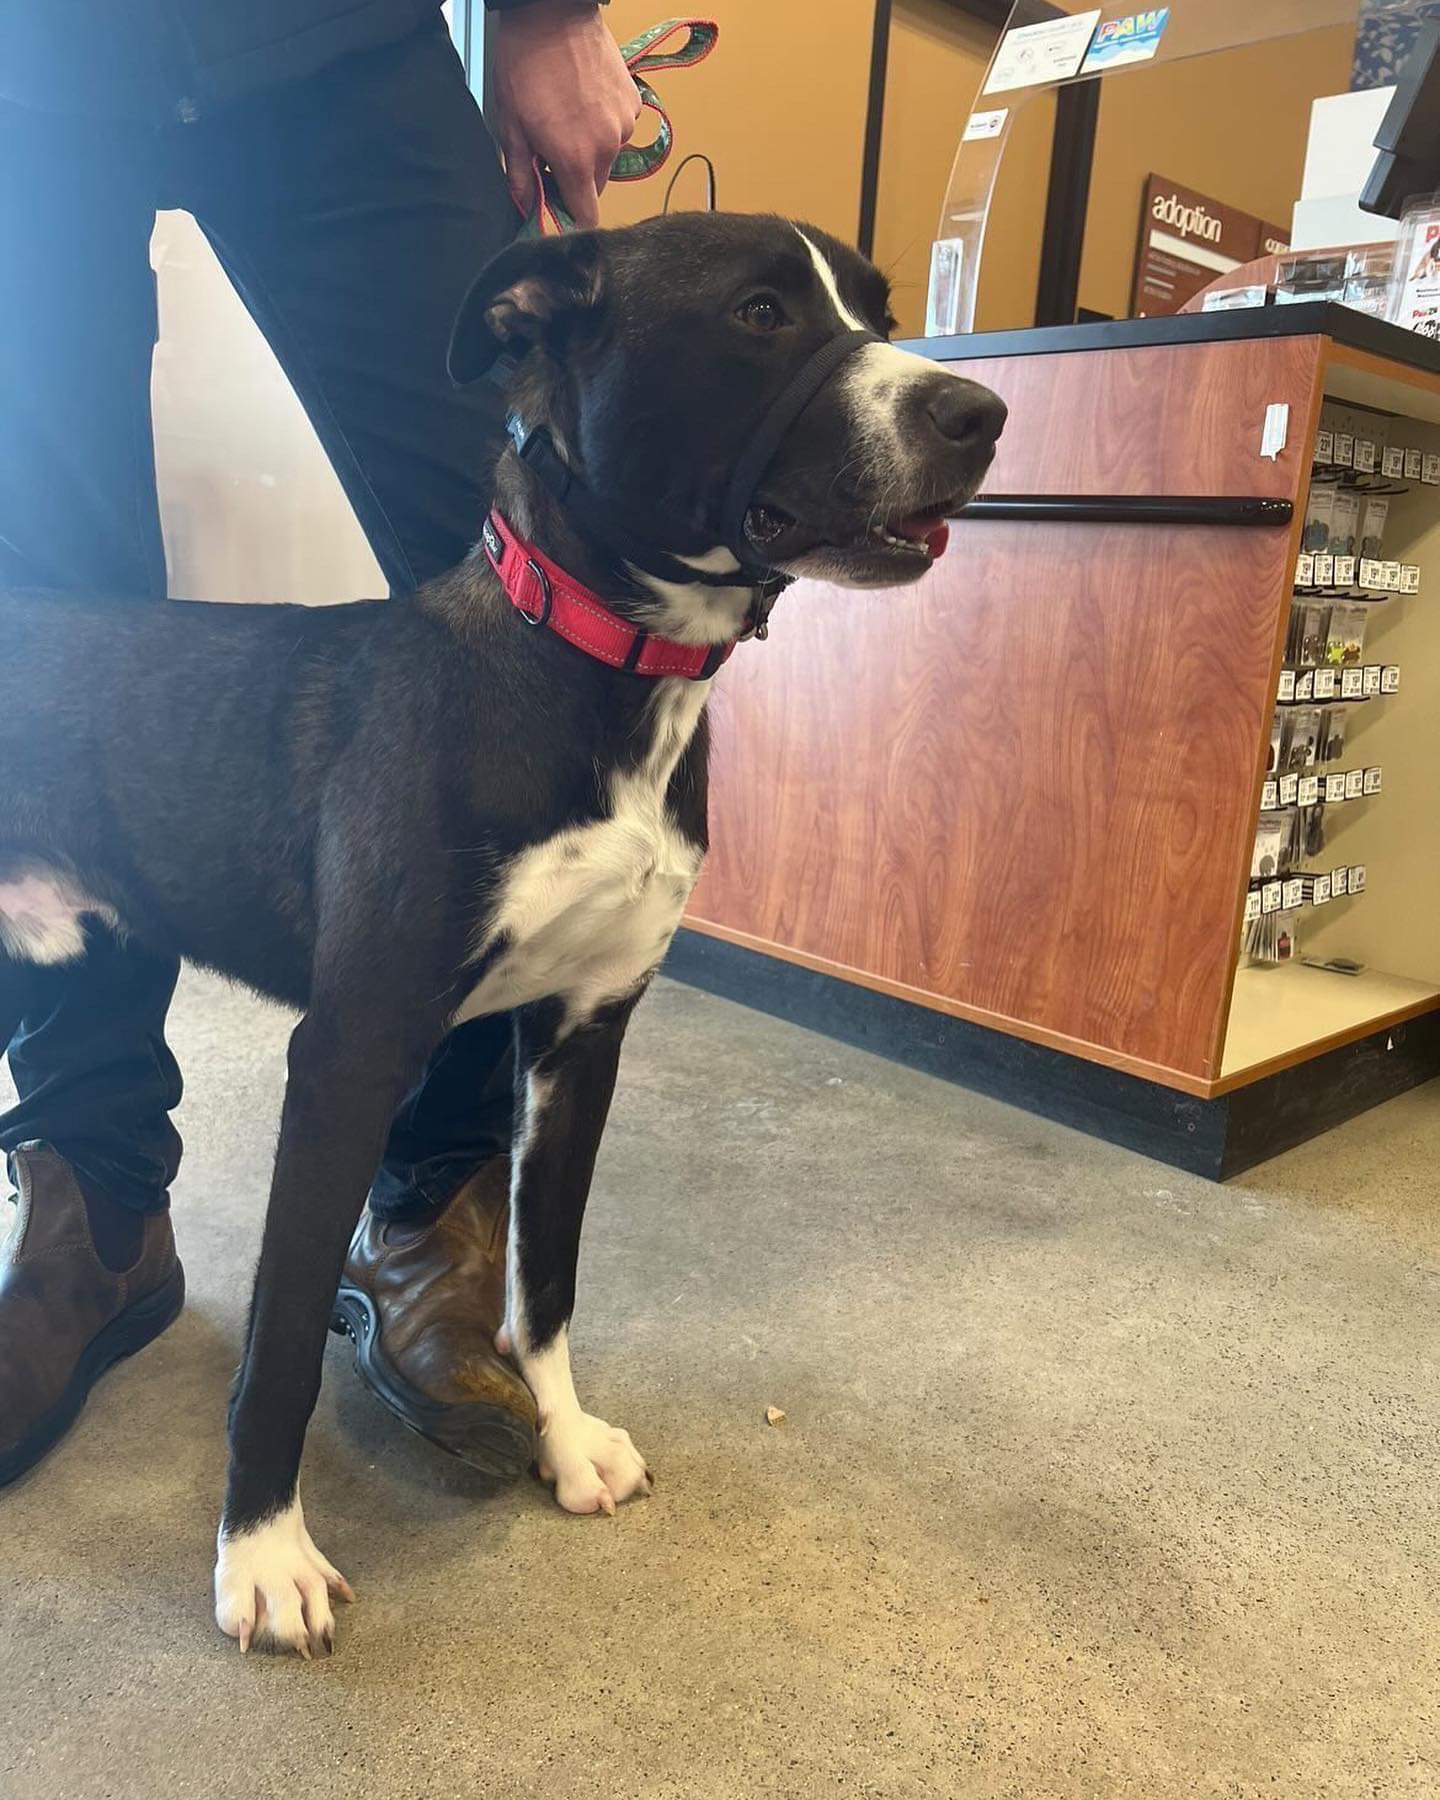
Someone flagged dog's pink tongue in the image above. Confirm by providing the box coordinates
[893,514,950,559]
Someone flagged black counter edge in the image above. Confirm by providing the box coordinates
[902,301,1440,380]
[663,928,1440,1180]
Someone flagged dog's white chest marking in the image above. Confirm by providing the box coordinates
[455,680,708,1030]
[0,869,116,965]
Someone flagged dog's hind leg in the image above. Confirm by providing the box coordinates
[212,965,454,1657]
[502,994,652,1517]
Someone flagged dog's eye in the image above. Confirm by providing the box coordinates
[736,294,787,333]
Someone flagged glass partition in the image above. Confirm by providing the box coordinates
[927,0,1363,336]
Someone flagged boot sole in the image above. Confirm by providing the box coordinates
[0,1262,186,1489]
[330,1283,536,1482]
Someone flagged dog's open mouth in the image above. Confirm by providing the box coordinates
[746,496,964,577]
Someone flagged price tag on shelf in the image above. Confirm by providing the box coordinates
[1313,873,1332,905]
[1401,564,1421,594]
[1354,439,1378,474]
[1363,663,1382,697]
[1405,448,1425,481]
[1324,772,1347,803]
[1349,865,1368,894]
[1244,888,1262,923]
[1424,454,1440,485]
[1283,878,1306,910]
[1315,430,1335,464]
[1295,669,1315,702]
[1381,664,1401,694]
[1341,666,1365,700]
[1261,778,1280,810]
[1333,863,1349,894]
[1295,552,1315,588]
[1334,555,1356,587]
[1314,667,1338,700]
[1344,768,1365,800]
[1359,558,1384,590]
[1381,560,1403,591]
[1335,433,1355,467]
[1262,880,1283,914]
[1277,668,1297,702]
[1298,774,1321,807]
[1314,552,1335,587]
[1383,446,1406,479]
[1363,766,1383,796]
[1279,772,1300,806]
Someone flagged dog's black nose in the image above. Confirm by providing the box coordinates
[925,379,1008,452]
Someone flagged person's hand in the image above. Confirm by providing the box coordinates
[489,1,643,230]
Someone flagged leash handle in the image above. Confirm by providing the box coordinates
[520,18,719,237]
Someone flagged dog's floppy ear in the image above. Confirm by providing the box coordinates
[448,231,605,384]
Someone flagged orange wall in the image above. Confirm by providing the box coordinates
[599,0,874,241]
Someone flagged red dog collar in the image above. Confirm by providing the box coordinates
[481,511,739,681]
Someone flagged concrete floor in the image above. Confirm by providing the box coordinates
[1,968,1437,1799]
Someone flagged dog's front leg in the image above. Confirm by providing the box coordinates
[504,997,652,1516]
[214,996,444,1655]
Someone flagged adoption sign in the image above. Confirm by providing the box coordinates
[1082,9,1171,74]
[1132,174,1272,316]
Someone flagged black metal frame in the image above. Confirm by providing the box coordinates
[857,0,1093,326]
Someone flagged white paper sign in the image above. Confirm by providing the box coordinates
[963,109,1010,142]
[983,11,1101,95]
[1261,403,1289,461]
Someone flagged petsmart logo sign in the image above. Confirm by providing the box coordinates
[1082,9,1170,72]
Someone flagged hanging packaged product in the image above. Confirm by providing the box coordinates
[1299,604,1330,667]
[1329,488,1363,561]
[1325,603,1367,666]
[1318,707,1348,764]
[1302,483,1337,554]
[1282,707,1321,772]
[1357,493,1388,560]
[1252,815,1286,881]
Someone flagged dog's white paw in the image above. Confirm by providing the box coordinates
[213,1497,354,1657]
[537,1412,652,1516]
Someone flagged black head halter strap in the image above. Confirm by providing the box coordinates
[507,323,879,634]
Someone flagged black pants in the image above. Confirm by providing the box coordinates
[0,21,518,1213]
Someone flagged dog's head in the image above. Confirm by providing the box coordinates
[449,213,1005,590]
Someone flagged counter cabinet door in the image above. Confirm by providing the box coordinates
[690,511,1293,1087]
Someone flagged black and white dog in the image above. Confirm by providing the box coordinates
[0,213,1004,1653]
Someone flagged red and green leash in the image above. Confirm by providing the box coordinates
[519,17,719,237]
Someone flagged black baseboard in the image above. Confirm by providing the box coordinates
[663,930,1440,1180]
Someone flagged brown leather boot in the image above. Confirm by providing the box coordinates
[333,1158,537,1479]
[0,1144,184,1487]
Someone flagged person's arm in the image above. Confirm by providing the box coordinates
[485,0,642,230]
